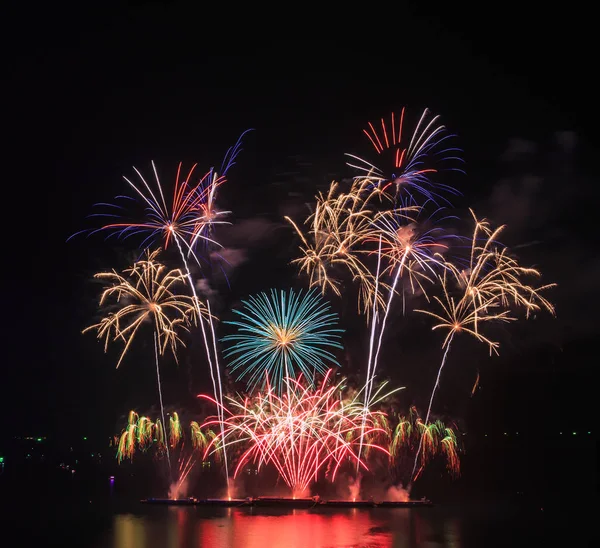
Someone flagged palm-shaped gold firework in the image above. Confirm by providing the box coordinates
[84,248,208,367]
[411,209,555,480]
[84,249,210,473]
[417,209,555,355]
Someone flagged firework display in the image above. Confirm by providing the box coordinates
[198,370,400,496]
[74,108,555,500]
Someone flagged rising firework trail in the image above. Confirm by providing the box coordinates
[364,206,457,405]
[221,288,344,395]
[358,233,383,471]
[171,233,230,485]
[84,250,204,472]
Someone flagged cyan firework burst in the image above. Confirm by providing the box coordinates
[221,288,344,394]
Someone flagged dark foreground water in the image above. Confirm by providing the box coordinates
[91,504,543,548]
[6,496,595,548]
[3,432,596,547]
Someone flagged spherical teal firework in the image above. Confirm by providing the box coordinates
[221,288,344,393]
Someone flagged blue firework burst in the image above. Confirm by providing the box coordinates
[221,288,344,394]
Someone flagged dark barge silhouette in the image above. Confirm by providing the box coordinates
[141,496,433,508]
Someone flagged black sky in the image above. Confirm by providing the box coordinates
[2,4,596,442]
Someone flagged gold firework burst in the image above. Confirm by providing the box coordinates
[83,248,210,366]
[286,179,392,318]
[417,209,556,354]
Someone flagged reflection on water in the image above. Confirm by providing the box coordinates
[107,506,463,548]
[113,514,146,548]
[199,508,392,548]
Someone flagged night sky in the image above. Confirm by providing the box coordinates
[3,4,596,446]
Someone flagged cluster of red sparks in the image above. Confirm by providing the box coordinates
[114,379,461,498]
[197,371,441,496]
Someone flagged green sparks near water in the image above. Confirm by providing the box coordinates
[221,288,344,394]
[390,406,460,481]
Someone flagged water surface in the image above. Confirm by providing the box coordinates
[88,503,552,548]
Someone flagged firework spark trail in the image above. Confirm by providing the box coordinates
[117,411,139,463]
[366,208,455,410]
[206,297,230,485]
[421,338,454,445]
[172,234,230,492]
[221,288,344,395]
[199,371,403,496]
[357,234,382,473]
[409,210,556,482]
[190,421,220,454]
[365,234,383,402]
[363,211,441,419]
[154,330,171,471]
[471,370,480,396]
[411,420,460,482]
[169,412,183,448]
[187,130,253,258]
[188,169,230,255]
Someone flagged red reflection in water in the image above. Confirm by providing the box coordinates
[175,508,188,548]
[198,509,391,548]
[413,509,423,545]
